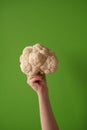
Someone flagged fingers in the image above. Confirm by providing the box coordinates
[28,76,44,85]
[29,74,45,80]
[27,74,47,93]
[28,74,46,84]
[27,74,46,88]
[30,78,43,83]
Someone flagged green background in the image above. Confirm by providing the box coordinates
[0,0,87,130]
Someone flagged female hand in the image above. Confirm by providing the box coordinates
[27,74,48,95]
[27,74,59,130]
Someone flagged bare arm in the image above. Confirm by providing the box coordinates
[27,74,59,130]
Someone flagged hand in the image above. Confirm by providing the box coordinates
[27,74,48,95]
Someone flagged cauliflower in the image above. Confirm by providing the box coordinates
[20,43,58,76]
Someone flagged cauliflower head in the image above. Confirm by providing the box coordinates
[20,43,58,76]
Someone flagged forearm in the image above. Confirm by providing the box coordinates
[38,90,59,130]
[27,74,59,130]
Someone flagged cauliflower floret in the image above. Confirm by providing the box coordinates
[19,43,58,76]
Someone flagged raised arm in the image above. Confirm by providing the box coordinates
[27,74,59,130]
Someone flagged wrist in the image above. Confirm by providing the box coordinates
[37,86,48,97]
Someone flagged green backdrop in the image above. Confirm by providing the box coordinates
[0,0,87,130]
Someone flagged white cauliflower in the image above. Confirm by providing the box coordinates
[20,43,58,76]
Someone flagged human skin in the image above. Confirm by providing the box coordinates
[27,74,59,130]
